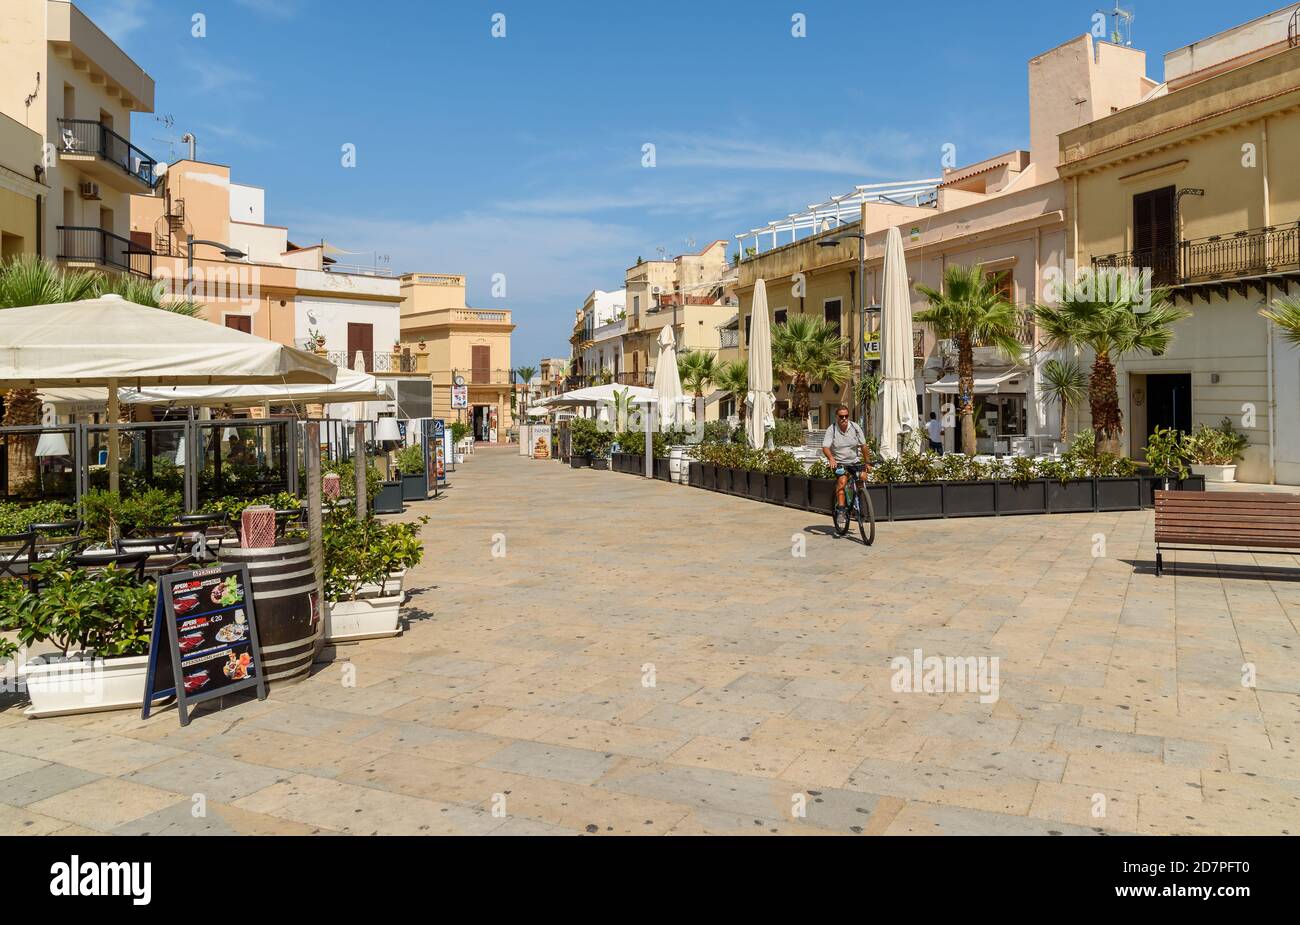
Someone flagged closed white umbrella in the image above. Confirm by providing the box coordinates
[653,324,683,428]
[878,227,915,459]
[746,278,775,450]
[0,293,334,491]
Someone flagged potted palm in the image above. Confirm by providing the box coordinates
[5,550,159,718]
[1039,358,1088,452]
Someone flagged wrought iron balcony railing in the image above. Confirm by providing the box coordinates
[56,119,157,186]
[57,226,152,277]
[1092,222,1300,287]
[325,351,425,374]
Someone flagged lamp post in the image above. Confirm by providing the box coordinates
[819,229,868,429]
[186,234,247,297]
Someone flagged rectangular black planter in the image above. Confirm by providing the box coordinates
[785,475,810,510]
[612,453,624,472]
[863,484,889,521]
[399,472,427,501]
[699,463,717,490]
[1046,479,1095,513]
[890,482,944,520]
[942,481,997,517]
[765,473,787,505]
[995,479,1048,515]
[570,454,590,469]
[373,480,404,514]
[591,457,609,470]
[688,461,703,486]
[1140,474,1206,507]
[1096,477,1142,511]
[654,457,671,481]
[809,478,836,514]
[746,470,767,501]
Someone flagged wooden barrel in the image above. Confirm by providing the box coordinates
[218,539,321,686]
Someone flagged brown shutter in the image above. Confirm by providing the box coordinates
[347,322,374,371]
[224,315,252,333]
[471,345,490,383]
[1134,186,1176,285]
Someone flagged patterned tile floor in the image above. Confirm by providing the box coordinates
[3,446,1299,835]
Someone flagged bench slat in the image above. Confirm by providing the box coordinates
[1156,534,1300,549]
[1156,511,1300,524]
[1156,490,1300,504]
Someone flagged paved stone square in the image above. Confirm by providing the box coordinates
[3,446,1299,835]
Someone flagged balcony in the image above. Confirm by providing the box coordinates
[56,119,156,189]
[1092,222,1300,304]
[719,327,740,349]
[324,351,428,375]
[614,372,653,388]
[57,226,151,277]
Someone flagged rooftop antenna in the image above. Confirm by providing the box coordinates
[1101,3,1134,46]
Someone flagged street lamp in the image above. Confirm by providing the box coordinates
[187,234,246,295]
[819,230,868,428]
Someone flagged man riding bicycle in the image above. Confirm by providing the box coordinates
[822,404,871,513]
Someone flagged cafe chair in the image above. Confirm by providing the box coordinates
[0,532,37,586]
[72,549,149,583]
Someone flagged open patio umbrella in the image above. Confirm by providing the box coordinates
[746,278,775,450]
[43,366,386,410]
[878,226,916,459]
[0,293,335,491]
[653,325,684,428]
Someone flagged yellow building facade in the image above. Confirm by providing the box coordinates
[1060,11,1300,483]
[399,273,516,440]
[0,112,45,259]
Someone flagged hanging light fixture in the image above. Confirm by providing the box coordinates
[35,431,70,457]
[375,417,402,442]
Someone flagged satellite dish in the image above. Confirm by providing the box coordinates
[154,161,168,178]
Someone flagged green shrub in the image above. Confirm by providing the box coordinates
[760,449,805,476]
[771,418,805,447]
[321,506,427,601]
[1144,426,1189,479]
[395,443,425,474]
[0,500,75,534]
[570,418,599,456]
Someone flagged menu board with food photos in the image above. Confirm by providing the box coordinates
[141,563,267,726]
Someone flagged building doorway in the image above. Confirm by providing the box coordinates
[472,404,495,442]
[1145,372,1191,438]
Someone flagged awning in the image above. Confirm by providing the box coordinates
[925,369,1026,395]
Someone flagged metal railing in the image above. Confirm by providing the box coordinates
[56,118,156,186]
[325,351,421,374]
[324,263,394,277]
[57,226,152,277]
[719,328,740,348]
[1092,222,1300,286]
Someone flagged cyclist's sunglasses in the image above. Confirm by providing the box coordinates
[836,413,850,419]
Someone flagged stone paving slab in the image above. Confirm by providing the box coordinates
[2,446,1299,835]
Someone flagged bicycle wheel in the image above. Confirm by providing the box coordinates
[832,487,851,536]
[856,486,876,546]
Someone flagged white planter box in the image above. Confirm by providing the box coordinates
[325,595,403,643]
[1190,463,1237,483]
[20,653,160,719]
[355,569,405,599]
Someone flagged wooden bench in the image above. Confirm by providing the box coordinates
[1154,489,1300,576]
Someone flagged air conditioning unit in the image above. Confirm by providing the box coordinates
[79,181,101,200]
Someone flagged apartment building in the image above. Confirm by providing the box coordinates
[734,32,1153,442]
[1061,8,1300,483]
[0,0,155,275]
[0,112,46,258]
[398,273,516,441]
[569,289,626,384]
[619,241,737,395]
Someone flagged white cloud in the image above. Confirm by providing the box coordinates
[88,0,150,42]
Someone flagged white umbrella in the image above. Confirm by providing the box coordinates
[878,227,916,459]
[746,278,775,450]
[0,294,335,491]
[42,367,386,410]
[653,325,683,428]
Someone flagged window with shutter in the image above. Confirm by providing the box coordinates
[1133,186,1176,285]
[224,315,252,334]
[346,323,374,371]
[472,345,490,383]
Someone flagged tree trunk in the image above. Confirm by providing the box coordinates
[793,375,810,425]
[2,388,42,495]
[957,334,977,455]
[1090,351,1122,455]
[1059,401,1070,443]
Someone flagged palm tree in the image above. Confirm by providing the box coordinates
[854,372,883,443]
[915,264,1024,455]
[771,314,850,424]
[0,256,203,492]
[1039,359,1088,442]
[715,359,749,425]
[1033,269,1189,455]
[515,365,537,421]
[677,350,719,399]
[1261,296,1300,348]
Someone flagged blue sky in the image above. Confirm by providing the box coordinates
[83,0,1282,362]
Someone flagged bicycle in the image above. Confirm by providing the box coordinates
[831,464,875,545]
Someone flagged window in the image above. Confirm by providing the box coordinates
[1133,186,1177,285]
[63,84,75,120]
[824,299,841,336]
[471,344,491,383]
[985,269,1013,304]
[346,322,374,371]
[774,308,787,327]
[225,315,252,333]
[632,295,640,313]
[745,315,751,346]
